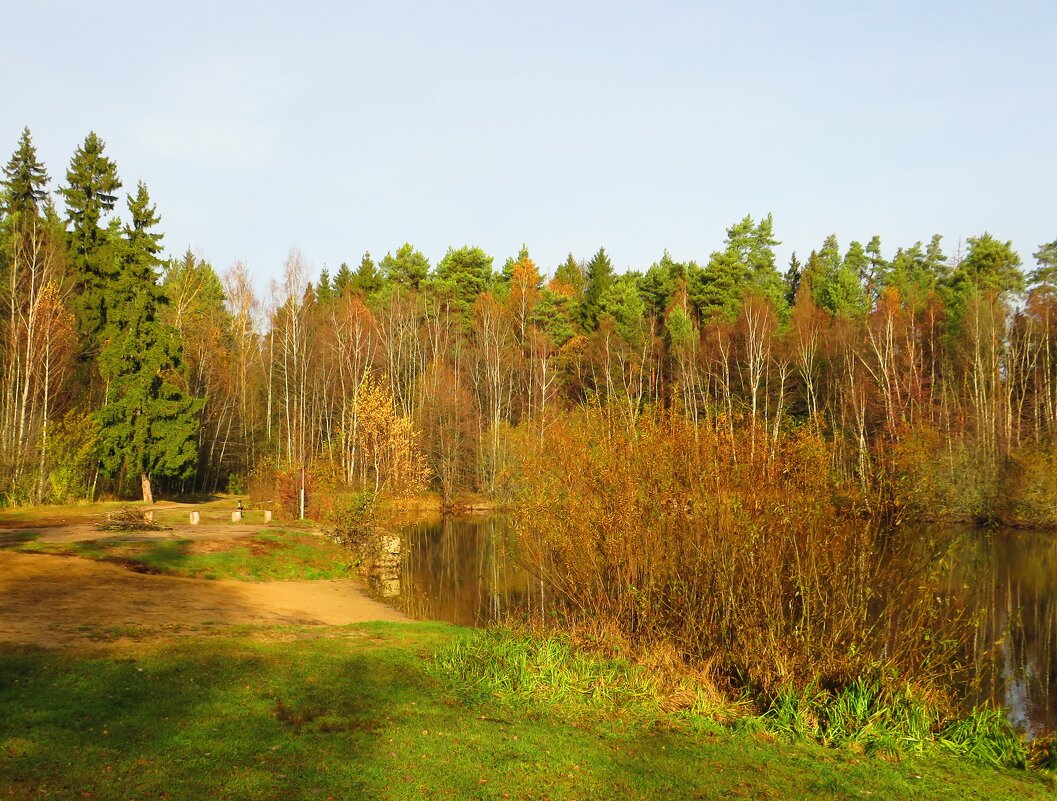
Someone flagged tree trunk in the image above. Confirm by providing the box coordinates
[141,473,154,505]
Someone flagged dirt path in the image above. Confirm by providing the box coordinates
[0,550,406,648]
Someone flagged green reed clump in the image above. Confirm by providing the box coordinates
[432,628,669,725]
[761,677,943,760]
[940,706,1027,769]
[761,685,1029,769]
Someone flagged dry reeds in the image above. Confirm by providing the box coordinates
[511,406,974,703]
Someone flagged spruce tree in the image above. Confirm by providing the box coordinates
[316,267,334,303]
[553,254,585,296]
[61,132,122,346]
[924,234,949,284]
[96,183,202,503]
[598,274,647,346]
[351,251,382,296]
[499,244,531,287]
[784,252,802,307]
[745,214,786,316]
[2,127,49,216]
[333,261,354,296]
[530,289,577,347]
[640,251,685,320]
[580,247,614,330]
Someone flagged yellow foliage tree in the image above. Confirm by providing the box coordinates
[352,371,430,494]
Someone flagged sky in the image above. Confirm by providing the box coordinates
[5,1,1056,291]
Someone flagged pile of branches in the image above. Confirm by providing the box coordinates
[95,506,168,532]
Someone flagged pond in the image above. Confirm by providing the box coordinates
[365,515,1057,734]
[363,515,539,627]
[951,526,1057,736]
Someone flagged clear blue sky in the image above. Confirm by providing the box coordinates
[6,1,1055,289]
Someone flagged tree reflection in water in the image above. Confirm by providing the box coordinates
[950,526,1057,736]
[365,516,539,627]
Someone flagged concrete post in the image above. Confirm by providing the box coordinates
[232,510,242,523]
[189,511,200,525]
[264,510,272,524]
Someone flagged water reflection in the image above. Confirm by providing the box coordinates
[951,527,1057,735]
[366,515,1057,733]
[365,515,539,626]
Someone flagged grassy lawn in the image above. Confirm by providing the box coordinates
[0,624,1053,801]
[5,529,357,581]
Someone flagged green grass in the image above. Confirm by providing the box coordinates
[0,623,1052,801]
[5,529,357,581]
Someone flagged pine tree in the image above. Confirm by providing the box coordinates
[694,215,786,321]
[805,234,867,317]
[864,235,887,297]
[380,243,429,290]
[2,127,49,216]
[1032,240,1057,293]
[949,233,1023,296]
[434,245,493,323]
[96,183,202,503]
[61,132,122,346]
[696,247,747,321]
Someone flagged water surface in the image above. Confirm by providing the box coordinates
[367,515,1057,733]
[951,527,1057,735]
[364,515,538,626]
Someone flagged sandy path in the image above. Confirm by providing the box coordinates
[0,551,406,648]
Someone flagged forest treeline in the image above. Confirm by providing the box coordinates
[2,127,1056,523]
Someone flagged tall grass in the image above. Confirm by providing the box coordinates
[434,628,669,724]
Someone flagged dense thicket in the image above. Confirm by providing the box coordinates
[1,128,1055,523]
